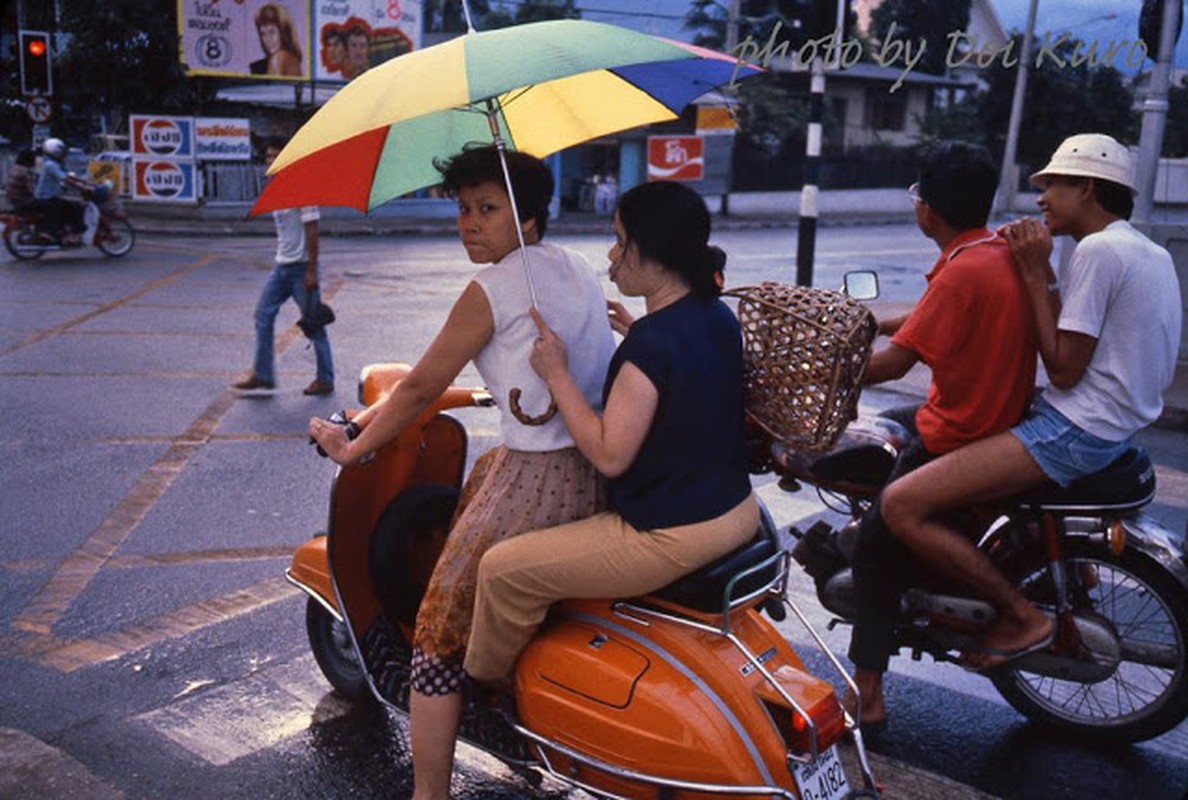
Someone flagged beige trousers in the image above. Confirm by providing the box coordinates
[464,493,760,683]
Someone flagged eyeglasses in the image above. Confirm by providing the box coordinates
[907,182,923,205]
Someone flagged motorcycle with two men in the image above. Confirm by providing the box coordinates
[289,274,1187,799]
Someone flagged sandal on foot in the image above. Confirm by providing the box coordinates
[960,630,1055,673]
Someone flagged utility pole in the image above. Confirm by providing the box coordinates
[722,0,741,217]
[995,0,1039,215]
[795,0,846,288]
[1133,0,1182,224]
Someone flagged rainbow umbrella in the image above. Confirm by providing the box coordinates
[252,19,758,216]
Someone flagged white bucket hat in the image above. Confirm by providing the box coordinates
[1030,133,1136,194]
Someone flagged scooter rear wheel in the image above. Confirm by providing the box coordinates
[4,224,45,260]
[306,597,373,704]
[991,540,1188,742]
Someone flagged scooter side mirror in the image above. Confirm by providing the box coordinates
[843,270,879,301]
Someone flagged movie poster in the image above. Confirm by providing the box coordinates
[313,0,421,82]
[179,0,312,80]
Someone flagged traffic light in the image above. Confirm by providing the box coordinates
[19,30,52,96]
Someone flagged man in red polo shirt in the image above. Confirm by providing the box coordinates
[846,140,1038,731]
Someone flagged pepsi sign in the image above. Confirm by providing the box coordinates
[134,160,197,203]
[131,115,194,158]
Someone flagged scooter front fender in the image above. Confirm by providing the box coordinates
[285,534,340,621]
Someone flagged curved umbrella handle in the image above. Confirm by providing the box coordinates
[508,387,558,426]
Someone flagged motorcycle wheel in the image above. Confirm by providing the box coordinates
[96,217,135,257]
[991,539,1188,742]
[4,224,45,260]
[306,596,374,704]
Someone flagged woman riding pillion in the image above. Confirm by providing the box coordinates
[308,146,614,800]
[465,181,761,691]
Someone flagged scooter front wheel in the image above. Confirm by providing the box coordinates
[96,217,135,257]
[306,597,373,704]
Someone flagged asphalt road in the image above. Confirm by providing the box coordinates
[1,225,1186,799]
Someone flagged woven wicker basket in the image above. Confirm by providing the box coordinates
[729,282,877,452]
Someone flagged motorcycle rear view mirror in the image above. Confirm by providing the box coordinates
[843,270,879,300]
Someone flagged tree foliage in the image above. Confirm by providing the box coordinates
[869,0,971,75]
[685,0,850,53]
[972,32,1134,169]
[53,1,215,143]
[480,0,581,29]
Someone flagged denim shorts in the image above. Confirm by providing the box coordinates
[1010,396,1131,487]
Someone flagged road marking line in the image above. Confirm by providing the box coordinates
[11,393,238,636]
[24,577,299,673]
[10,278,345,646]
[106,546,296,568]
[0,254,218,357]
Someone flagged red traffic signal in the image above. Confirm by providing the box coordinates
[19,30,53,96]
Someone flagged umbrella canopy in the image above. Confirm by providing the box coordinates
[252,19,758,215]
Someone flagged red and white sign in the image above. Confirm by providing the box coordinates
[133,160,198,203]
[647,136,705,182]
[131,115,194,158]
[25,96,52,124]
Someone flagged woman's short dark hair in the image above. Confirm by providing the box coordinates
[916,140,998,231]
[435,146,554,238]
[615,181,725,298]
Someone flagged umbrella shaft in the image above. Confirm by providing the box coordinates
[486,101,539,308]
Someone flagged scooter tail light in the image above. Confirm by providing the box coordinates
[760,693,846,757]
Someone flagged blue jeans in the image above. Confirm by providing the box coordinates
[252,260,333,385]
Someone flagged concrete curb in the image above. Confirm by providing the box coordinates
[0,728,124,800]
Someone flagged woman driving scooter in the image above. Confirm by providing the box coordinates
[464,180,760,690]
[307,146,614,800]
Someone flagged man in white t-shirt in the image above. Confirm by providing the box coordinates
[234,137,334,396]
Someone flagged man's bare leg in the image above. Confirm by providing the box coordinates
[881,433,1053,665]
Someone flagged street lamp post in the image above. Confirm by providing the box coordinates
[1133,0,1182,224]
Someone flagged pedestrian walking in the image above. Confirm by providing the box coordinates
[234,136,334,396]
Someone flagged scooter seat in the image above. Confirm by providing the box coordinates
[646,530,781,614]
[1014,446,1155,512]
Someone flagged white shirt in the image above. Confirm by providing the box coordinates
[1047,220,1182,440]
[473,242,615,452]
[273,206,319,264]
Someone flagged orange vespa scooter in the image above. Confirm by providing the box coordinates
[288,362,881,799]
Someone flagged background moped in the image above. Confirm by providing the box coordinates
[3,181,135,260]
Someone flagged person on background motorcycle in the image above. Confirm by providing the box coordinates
[845,141,1039,731]
[34,138,86,245]
[307,145,614,800]
[463,180,760,691]
[879,133,1181,671]
[5,149,38,216]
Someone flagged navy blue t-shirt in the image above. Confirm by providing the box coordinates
[604,293,751,530]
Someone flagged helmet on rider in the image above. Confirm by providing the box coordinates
[43,138,67,159]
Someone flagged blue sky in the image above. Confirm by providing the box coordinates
[570,1,1188,70]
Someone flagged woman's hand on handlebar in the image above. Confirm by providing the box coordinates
[309,414,357,465]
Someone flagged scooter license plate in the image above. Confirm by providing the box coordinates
[792,744,850,800]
